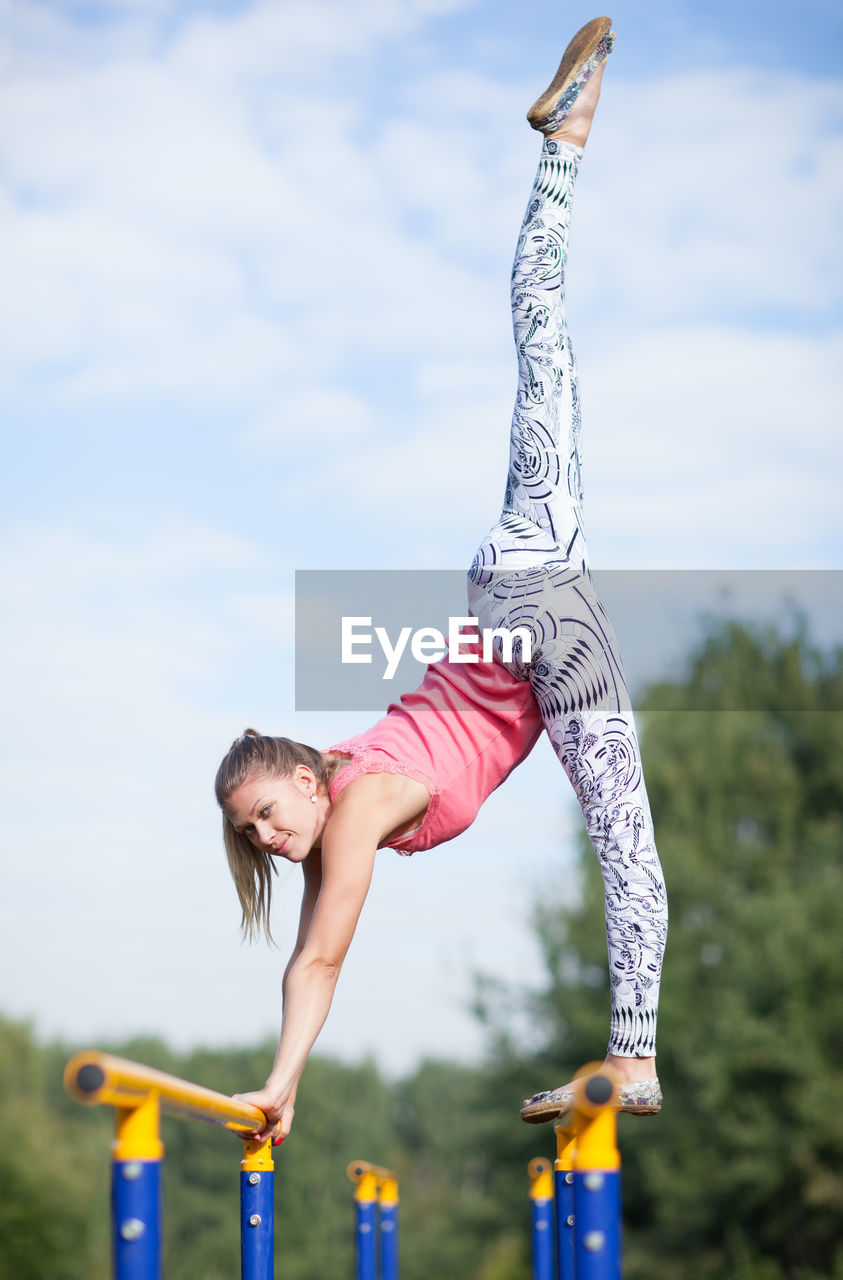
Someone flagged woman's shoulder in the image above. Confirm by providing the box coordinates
[321,742,365,800]
[322,748,352,779]
[323,742,434,802]
[332,767,427,805]
[322,749,432,849]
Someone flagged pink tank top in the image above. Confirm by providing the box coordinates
[325,646,543,854]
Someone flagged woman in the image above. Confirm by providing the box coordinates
[217,16,668,1144]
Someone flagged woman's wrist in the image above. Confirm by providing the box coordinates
[265,1063,299,1103]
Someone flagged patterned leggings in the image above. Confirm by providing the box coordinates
[467,140,668,1057]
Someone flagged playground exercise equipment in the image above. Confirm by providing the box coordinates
[530,1067,623,1280]
[65,1049,622,1280]
[347,1160,400,1280]
[64,1050,274,1280]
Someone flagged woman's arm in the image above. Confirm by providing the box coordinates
[281,848,323,1006]
[238,781,396,1141]
[258,853,321,1134]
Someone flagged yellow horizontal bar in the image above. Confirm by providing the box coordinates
[347,1160,400,1203]
[571,1070,621,1172]
[572,1070,618,1119]
[64,1050,267,1136]
[347,1159,398,1185]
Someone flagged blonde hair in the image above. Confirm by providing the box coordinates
[214,729,342,943]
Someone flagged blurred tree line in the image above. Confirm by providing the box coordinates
[2,620,842,1279]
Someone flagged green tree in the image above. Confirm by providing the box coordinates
[0,1018,110,1280]
[480,619,843,1280]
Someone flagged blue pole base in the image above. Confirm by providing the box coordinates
[573,1169,622,1280]
[355,1200,377,1280]
[531,1197,554,1280]
[241,1168,274,1280]
[555,1167,575,1280]
[380,1202,399,1280]
[112,1159,162,1280]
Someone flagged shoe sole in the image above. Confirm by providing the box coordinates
[526,16,613,130]
[520,1096,662,1124]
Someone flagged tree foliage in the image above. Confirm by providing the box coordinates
[486,619,843,1280]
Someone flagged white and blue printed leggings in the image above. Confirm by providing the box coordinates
[468,140,668,1058]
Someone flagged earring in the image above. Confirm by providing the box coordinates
[310,795,317,804]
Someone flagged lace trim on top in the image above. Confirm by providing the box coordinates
[324,740,441,856]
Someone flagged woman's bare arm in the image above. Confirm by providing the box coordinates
[272,851,324,1125]
[237,782,397,1140]
[281,848,323,1006]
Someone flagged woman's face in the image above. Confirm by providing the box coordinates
[225,768,325,862]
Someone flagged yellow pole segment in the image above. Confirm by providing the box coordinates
[347,1160,399,1202]
[113,1093,163,1162]
[528,1156,555,1201]
[355,1170,379,1203]
[241,1137,275,1173]
[573,1107,620,1172]
[555,1117,578,1173]
[378,1176,399,1207]
[64,1050,266,1134]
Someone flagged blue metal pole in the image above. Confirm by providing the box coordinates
[355,1197,378,1280]
[112,1158,162,1280]
[572,1169,622,1280]
[240,1140,274,1280]
[528,1157,554,1280]
[531,1195,554,1280]
[554,1123,577,1280]
[379,1200,399,1280]
[110,1097,163,1280]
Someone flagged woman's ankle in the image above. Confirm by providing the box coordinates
[604,1053,657,1081]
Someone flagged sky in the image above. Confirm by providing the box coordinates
[1,0,841,1081]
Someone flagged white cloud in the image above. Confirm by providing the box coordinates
[247,322,843,569]
[245,388,376,452]
[2,520,265,595]
[3,35,841,561]
[0,523,267,759]
[574,70,843,320]
[581,326,843,567]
